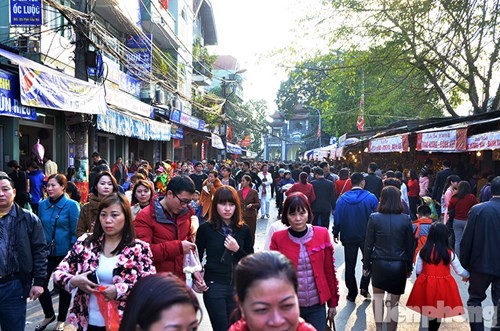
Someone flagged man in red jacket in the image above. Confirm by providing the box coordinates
[135,175,199,281]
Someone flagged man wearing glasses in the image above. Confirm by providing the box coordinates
[135,175,201,282]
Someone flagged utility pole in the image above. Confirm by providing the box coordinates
[69,0,91,202]
[221,77,227,160]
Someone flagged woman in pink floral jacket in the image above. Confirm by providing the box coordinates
[53,193,156,331]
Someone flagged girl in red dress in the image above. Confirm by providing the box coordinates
[406,222,470,330]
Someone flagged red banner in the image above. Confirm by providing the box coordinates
[240,135,251,147]
[369,134,409,153]
[416,128,467,151]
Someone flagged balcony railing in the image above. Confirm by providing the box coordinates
[193,60,213,78]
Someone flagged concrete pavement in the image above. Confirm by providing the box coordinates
[26,197,493,330]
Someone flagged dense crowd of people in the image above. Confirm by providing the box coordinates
[0,155,499,331]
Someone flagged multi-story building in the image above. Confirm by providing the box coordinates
[0,0,217,185]
[265,107,320,161]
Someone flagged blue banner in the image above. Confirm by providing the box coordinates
[9,0,42,26]
[169,109,207,131]
[227,143,242,155]
[171,127,184,140]
[0,69,37,120]
[125,34,152,79]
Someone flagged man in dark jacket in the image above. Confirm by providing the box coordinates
[364,162,383,199]
[334,172,379,301]
[431,160,454,201]
[0,174,47,330]
[311,167,336,228]
[460,176,500,331]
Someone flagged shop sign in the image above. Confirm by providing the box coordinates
[211,133,224,149]
[171,127,184,140]
[119,72,141,98]
[369,134,409,153]
[467,131,500,151]
[169,109,207,131]
[9,0,42,26]
[125,34,152,79]
[227,142,242,155]
[416,128,467,151]
[148,120,171,141]
[0,69,37,120]
[106,89,153,118]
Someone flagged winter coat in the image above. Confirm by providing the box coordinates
[333,188,378,244]
[76,193,100,237]
[258,171,273,201]
[39,194,80,256]
[286,182,316,205]
[460,197,500,276]
[53,234,155,331]
[134,199,195,279]
[200,177,223,218]
[271,226,339,308]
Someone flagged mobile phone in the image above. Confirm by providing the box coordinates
[87,271,100,284]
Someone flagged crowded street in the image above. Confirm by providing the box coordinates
[22,195,491,331]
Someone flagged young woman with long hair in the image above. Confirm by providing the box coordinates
[195,186,254,331]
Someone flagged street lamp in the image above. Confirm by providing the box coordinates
[296,104,321,148]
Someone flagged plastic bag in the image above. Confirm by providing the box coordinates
[95,288,120,331]
[183,247,202,274]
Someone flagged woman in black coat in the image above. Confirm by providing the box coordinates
[363,186,414,331]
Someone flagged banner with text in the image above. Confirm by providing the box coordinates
[369,134,409,153]
[10,0,42,26]
[0,69,37,120]
[416,128,467,152]
[211,133,225,149]
[467,131,500,151]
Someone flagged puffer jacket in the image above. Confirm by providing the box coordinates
[76,193,100,237]
[271,225,339,308]
[135,198,194,280]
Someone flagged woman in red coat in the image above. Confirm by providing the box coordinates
[335,168,352,197]
[286,172,316,204]
[270,192,339,331]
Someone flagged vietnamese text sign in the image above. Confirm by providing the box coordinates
[0,69,37,120]
[10,0,42,26]
[467,131,500,151]
[416,128,467,151]
[369,134,409,153]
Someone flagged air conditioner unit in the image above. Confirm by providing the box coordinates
[17,36,40,53]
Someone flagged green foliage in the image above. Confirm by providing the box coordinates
[325,0,500,115]
[276,44,443,139]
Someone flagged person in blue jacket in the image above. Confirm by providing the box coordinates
[35,173,80,331]
[27,161,45,215]
[334,172,379,302]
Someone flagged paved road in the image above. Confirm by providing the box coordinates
[26,197,494,330]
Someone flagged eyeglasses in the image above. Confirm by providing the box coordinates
[173,192,192,206]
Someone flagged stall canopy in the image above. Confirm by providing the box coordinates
[369,134,409,153]
[467,130,500,151]
[416,126,468,152]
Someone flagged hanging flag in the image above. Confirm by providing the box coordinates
[357,97,365,131]
[227,126,233,141]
